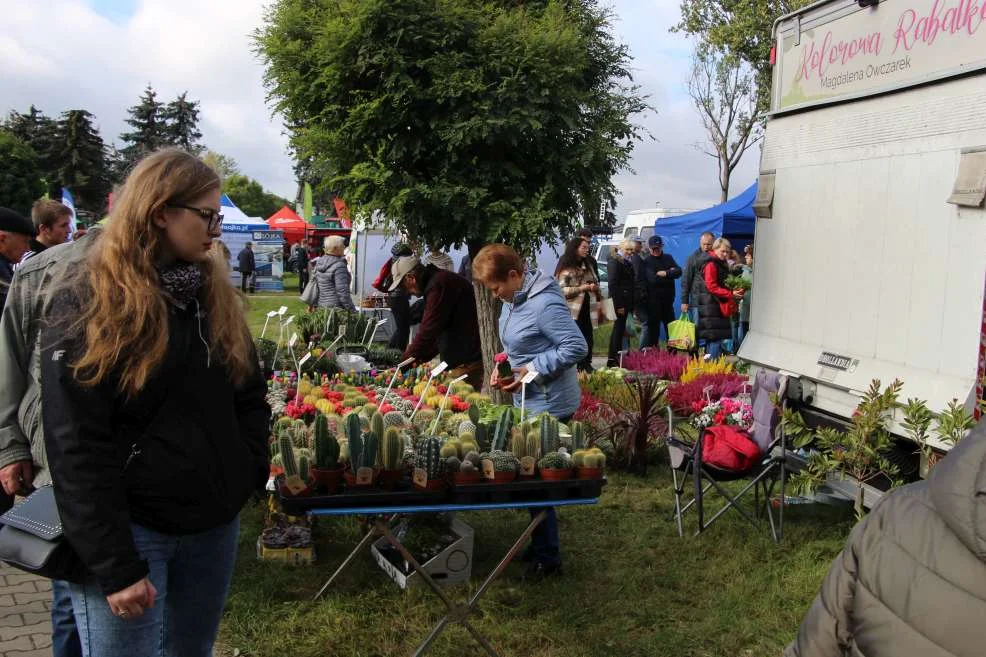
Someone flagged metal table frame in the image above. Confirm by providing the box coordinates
[308,498,598,657]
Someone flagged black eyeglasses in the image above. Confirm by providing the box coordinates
[168,204,224,232]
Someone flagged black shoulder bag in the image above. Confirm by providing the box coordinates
[0,484,87,582]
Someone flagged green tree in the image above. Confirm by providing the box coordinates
[119,84,168,168]
[674,0,813,114]
[4,105,60,196]
[0,130,45,216]
[202,150,241,180]
[163,91,204,153]
[256,0,648,383]
[687,45,761,202]
[52,109,112,213]
[224,173,291,218]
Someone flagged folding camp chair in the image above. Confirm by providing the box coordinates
[666,378,789,543]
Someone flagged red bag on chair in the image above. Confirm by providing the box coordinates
[700,425,762,472]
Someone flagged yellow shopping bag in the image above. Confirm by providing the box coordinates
[667,314,696,351]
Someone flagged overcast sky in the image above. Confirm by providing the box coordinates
[0,0,760,219]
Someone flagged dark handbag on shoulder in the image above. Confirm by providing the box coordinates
[0,485,87,582]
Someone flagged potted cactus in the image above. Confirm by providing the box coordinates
[451,450,483,484]
[494,352,515,388]
[480,450,520,483]
[537,452,573,480]
[414,437,446,490]
[573,448,606,480]
[278,434,313,496]
[378,426,405,490]
[343,413,378,488]
[510,424,540,478]
[310,414,343,492]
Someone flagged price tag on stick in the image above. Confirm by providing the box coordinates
[431,361,449,378]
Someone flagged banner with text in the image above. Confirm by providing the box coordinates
[776,0,986,111]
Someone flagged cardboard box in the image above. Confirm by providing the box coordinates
[371,518,473,589]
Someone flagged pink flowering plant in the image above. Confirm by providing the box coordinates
[494,352,513,378]
[690,396,753,430]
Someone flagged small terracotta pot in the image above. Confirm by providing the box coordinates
[540,468,574,481]
[343,469,376,489]
[377,468,404,490]
[485,471,517,484]
[576,467,603,480]
[413,478,446,491]
[453,471,482,485]
[310,466,344,493]
[277,480,312,498]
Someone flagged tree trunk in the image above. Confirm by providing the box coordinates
[720,167,730,203]
[468,240,512,405]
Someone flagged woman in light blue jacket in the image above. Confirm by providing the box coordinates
[473,244,588,579]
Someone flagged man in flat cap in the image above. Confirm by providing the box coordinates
[0,208,36,310]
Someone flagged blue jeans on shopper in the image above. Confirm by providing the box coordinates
[69,518,239,657]
[52,579,82,657]
[528,508,560,566]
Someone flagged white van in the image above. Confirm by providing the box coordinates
[742,0,986,449]
[620,208,694,241]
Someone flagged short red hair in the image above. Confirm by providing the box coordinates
[472,244,525,283]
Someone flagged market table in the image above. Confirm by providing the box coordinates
[307,497,600,657]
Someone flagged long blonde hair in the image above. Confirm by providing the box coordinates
[68,148,254,396]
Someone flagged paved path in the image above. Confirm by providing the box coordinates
[0,563,52,657]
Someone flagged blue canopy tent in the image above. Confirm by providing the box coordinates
[648,182,757,310]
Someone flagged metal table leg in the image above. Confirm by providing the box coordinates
[379,510,549,657]
[312,514,397,601]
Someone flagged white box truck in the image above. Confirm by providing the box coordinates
[741,0,986,450]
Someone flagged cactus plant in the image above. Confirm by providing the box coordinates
[463,450,481,467]
[582,451,607,468]
[446,456,462,471]
[538,452,570,470]
[492,408,513,451]
[370,412,385,444]
[280,434,299,479]
[571,421,586,452]
[458,420,476,437]
[298,454,311,482]
[420,437,444,479]
[474,423,490,451]
[539,414,559,455]
[468,404,480,425]
[313,415,340,468]
[572,449,587,468]
[483,450,519,473]
[383,411,407,428]
[349,426,378,472]
[440,440,461,460]
[380,427,403,470]
[460,460,477,473]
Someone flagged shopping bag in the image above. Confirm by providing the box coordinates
[667,314,696,351]
[300,279,319,306]
[601,298,617,322]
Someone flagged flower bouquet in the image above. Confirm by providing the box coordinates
[690,396,753,430]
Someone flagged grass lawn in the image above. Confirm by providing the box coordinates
[219,472,854,657]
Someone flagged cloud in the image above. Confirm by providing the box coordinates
[0,0,296,200]
[0,0,760,216]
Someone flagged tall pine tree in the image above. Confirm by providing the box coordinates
[119,85,167,169]
[163,91,203,153]
[4,106,59,196]
[53,110,111,212]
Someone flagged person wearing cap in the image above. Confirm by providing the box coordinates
[0,207,36,310]
[635,235,681,348]
[237,241,256,293]
[390,255,483,389]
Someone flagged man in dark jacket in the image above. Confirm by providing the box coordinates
[237,242,256,293]
[606,240,636,367]
[680,231,715,319]
[390,256,484,389]
[0,208,35,311]
[635,235,681,348]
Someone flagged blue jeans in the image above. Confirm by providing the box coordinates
[528,508,560,566]
[52,579,82,657]
[706,340,724,359]
[69,518,239,657]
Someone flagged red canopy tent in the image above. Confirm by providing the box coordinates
[267,206,310,244]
